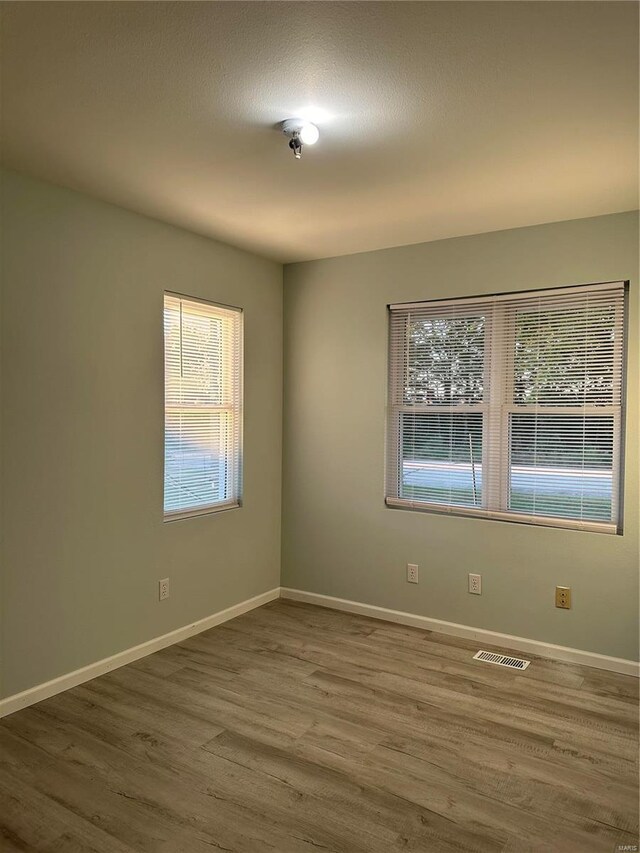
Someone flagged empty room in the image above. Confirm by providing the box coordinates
[0,2,638,851]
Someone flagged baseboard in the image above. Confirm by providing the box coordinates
[3,584,636,717]
[0,587,281,718]
[280,588,640,677]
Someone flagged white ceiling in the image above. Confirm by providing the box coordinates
[1,2,638,263]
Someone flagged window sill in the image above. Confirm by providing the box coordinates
[163,500,241,523]
[385,497,619,535]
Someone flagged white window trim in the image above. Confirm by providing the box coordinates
[163,292,243,522]
[386,281,627,535]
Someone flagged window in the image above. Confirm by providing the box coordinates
[386,281,626,533]
[164,293,243,520]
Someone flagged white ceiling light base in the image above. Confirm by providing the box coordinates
[281,119,319,160]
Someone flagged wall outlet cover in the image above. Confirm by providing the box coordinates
[407,563,419,584]
[468,573,482,595]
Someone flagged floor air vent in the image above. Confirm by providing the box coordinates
[473,650,530,670]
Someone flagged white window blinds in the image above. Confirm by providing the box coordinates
[164,293,243,520]
[386,281,626,534]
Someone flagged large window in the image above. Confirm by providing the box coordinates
[386,282,626,533]
[164,293,243,520]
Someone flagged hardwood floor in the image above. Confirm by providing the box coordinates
[1,599,638,852]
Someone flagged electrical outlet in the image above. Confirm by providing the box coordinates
[159,578,170,601]
[407,563,419,584]
[468,573,482,595]
[555,586,571,609]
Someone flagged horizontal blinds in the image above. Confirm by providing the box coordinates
[387,282,626,532]
[164,294,243,518]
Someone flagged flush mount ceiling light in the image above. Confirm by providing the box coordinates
[280,119,320,160]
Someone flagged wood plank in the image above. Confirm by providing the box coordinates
[1,600,637,852]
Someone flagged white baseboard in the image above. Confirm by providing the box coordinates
[0,587,281,718]
[3,584,637,717]
[280,588,640,677]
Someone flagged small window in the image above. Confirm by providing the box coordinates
[164,293,243,520]
[386,282,626,534]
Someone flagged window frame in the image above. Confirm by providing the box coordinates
[163,291,244,522]
[385,281,627,535]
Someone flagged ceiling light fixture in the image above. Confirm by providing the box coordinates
[281,119,320,160]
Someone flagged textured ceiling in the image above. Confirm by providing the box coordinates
[1,2,638,263]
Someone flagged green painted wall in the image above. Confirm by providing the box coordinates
[2,170,637,702]
[1,170,283,698]
[282,212,639,661]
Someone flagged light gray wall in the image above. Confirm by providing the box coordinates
[282,212,639,661]
[1,170,283,698]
